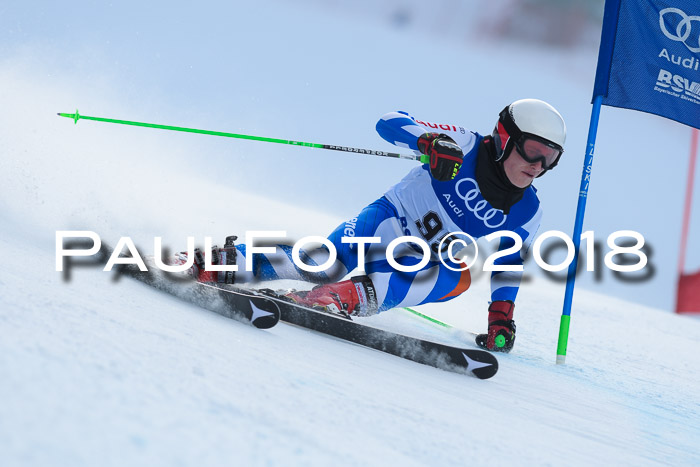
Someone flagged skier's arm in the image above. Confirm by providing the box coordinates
[375,111,425,151]
[376,111,474,151]
[376,111,464,181]
[479,210,540,353]
[490,207,542,303]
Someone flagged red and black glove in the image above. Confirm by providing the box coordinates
[475,300,516,353]
[174,235,238,284]
[416,132,463,181]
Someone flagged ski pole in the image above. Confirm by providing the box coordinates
[402,307,483,343]
[402,307,453,328]
[57,110,427,162]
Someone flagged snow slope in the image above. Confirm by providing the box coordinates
[2,189,699,466]
[1,1,700,466]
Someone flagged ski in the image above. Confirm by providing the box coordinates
[113,261,280,330]
[94,242,493,375]
[248,288,499,379]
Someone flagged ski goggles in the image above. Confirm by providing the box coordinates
[512,134,563,171]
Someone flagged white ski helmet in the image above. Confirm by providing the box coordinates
[492,99,566,174]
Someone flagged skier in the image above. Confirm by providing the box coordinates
[184,99,566,353]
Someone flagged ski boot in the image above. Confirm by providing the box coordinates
[285,275,378,318]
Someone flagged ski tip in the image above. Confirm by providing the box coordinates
[249,299,281,329]
[461,350,499,379]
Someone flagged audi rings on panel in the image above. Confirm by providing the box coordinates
[659,7,700,54]
[454,178,507,228]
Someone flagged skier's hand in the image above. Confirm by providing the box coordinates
[475,300,516,353]
[174,236,238,284]
[417,132,463,181]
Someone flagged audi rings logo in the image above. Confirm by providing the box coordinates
[659,7,700,54]
[454,178,507,228]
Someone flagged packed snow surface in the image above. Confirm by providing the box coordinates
[2,187,699,466]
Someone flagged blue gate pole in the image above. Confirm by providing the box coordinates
[556,95,604,364]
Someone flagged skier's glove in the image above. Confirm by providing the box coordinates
[475,300,516,353]
[417,132,464,181]
[177,236,238,284]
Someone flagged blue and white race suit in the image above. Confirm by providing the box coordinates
[235,111,542,312]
